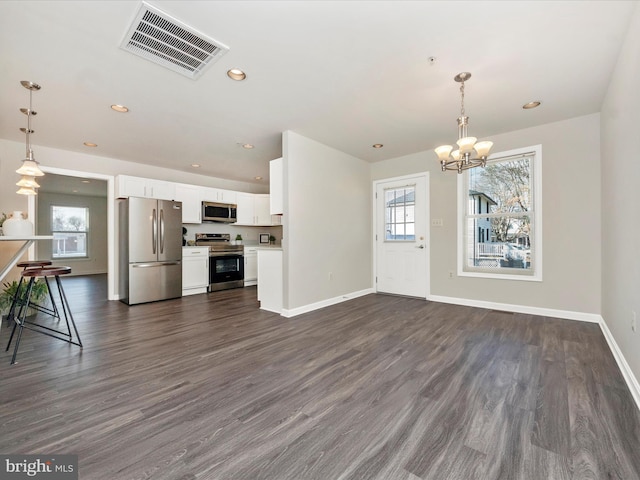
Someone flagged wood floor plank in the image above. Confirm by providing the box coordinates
[1,275,639,479]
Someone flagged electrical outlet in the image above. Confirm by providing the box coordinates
[449,271,454,279]
[329,272,333,281]
[431,219,444,227]
[633,311,637,333]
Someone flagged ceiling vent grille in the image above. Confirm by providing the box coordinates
[120,2,229,79]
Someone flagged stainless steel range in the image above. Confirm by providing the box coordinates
[195,233,244,291]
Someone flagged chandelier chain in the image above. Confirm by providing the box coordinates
[460,81,465,117]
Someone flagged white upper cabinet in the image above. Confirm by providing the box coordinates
[174,184,203,224]
[236,193,255,225]
[115,175,280,226]
[270,157,283,215]
[116,175,176,200]
[236,193,275,226]
[202,187,237,204]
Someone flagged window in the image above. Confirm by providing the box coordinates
[458,145,542,281]
[384,185,415,241]
[51,206,89,259]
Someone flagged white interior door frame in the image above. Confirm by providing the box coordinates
[373,172,430,298]
[27,167,116,300]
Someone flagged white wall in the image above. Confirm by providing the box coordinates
[0,139,270,293]
[371,113,602,317]
[601,4,640,380]
[283,131,372,311]
[0,139,269,198]
[36,191,108,275]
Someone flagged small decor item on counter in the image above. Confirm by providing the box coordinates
[269,235,276,245]
[234,234,243,245]
[182,227,187,246]
[0,212,7,235]
[2,211,33,237]
[259,233,270,244]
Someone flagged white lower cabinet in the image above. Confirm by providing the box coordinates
[244,247,258,286]
[182,247,209,296]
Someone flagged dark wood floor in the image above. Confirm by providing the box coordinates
[1,275,639,479]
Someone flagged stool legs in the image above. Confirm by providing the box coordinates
[5,275,26,325]
[6,272,82,365]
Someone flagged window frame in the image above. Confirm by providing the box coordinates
[51,205,90,260]
[457,144,542,282]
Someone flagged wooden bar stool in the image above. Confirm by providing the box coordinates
[6,266,82,365]
[5,260,53,325]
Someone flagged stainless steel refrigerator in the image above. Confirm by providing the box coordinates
[119,197,182,305]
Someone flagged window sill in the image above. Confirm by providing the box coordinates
[458,269,542,282]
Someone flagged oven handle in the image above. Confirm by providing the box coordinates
[209,252,244,257]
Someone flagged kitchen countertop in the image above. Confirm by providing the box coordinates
[255,245,282,251]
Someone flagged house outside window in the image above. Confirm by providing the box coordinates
[51,205,89,259]
[384,186,415,241]
[457,145,542,281]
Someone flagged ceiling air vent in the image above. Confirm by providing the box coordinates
[120,2,229,80]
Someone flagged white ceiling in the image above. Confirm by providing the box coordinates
[0,1,636,185]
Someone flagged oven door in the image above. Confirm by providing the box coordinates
[209,253,244,291]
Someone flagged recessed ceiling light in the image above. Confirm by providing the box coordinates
[83,142,98,147]
[111,104,129,113]
[255,176,263,180]
[372,144,384,149]
[523,101,541,109]
[191,163,201,168]
[72,189,78,193]
[81,180,91,184]
[242,143,254,149]
[227,68,246,81]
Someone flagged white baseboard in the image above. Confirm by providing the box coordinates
[428,294,640,411]
[281,288,375,318]
[598,318,640,411]
[427,294,602,323]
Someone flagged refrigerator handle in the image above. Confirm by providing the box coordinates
[159,208,165,254]
[152,208,157,255]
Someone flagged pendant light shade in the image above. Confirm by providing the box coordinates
[16,159,44,177]
[16,175,40,188]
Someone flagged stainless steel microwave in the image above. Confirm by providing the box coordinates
[202,201,237,223]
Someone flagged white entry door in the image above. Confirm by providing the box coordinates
[374,173,429,298]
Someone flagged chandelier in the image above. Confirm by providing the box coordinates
[16,80,44,195]
[434,72,493,174]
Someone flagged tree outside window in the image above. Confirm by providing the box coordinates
[52,206,89,258]
[459,145,542,280]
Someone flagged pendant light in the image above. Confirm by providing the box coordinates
[434,72,493,174]
[16,80,44,195]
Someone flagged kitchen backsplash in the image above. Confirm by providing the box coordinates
[183,223,282,245]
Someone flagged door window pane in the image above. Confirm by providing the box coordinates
[384,186,415,241]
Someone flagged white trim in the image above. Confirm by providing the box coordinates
[427,294,601,323]
[28,166,117,300]
[599,318,640,412]
[457,145,543,282]
[281,288,375,318]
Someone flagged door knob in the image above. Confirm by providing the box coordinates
[416,244,425,249]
